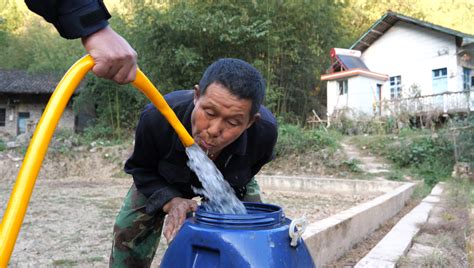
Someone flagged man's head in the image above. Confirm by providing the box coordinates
[191,58,266,158]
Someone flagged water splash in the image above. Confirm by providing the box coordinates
[186,143,247,214]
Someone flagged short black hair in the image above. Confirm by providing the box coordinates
[199,58,265,116]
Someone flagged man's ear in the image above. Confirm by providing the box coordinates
[193,84,200,104]
[247,113,260,129]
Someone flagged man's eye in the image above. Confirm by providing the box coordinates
[228,120,239,126]
[205,110,215,117]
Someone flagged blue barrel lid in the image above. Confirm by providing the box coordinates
[195,202,286,228]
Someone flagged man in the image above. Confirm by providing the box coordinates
[25,0,137,84]
[111,58,278,267]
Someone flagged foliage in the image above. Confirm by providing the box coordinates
[390,131,453,168]
[1,0,348,127]
[351,128,455,186]
[386,169,404,181]
[73,76,148,139]
[0,139,5,152]
[1,0,473,133]
[275,122,340,157]
[448,115,474,164]
[341,159,362,173]
[330,110,389,135]
[121,0,347,122]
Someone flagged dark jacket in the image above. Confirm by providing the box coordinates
[125,90,278,215]
[25,0,111,39]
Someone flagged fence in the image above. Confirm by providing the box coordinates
[378,90,473,115]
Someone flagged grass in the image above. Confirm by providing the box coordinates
[276,123,341,156]
[349,129,454,187]
[0,139,5,151]
[87,256,104,262]
[52,259,78,266]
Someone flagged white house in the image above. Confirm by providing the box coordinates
[322,11,474,117]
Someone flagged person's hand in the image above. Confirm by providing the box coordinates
[81,26,137,84]
[162,197,198,243]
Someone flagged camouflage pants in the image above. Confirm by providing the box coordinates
[109,179,261,267]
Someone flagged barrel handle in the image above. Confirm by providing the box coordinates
[289,215,307,247]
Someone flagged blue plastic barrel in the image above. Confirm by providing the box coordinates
[161,202,316,268]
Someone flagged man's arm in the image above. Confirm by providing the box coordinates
[25,0,137,84]
[125,108,183,214]
[25,0,110,39]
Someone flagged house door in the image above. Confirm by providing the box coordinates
[432,68,447,107]
[17,112,30,135]
[376,84,382,115]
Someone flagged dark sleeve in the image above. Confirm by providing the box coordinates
[124,107,183,215]
[251,119,278,176]
[24,0,111,39]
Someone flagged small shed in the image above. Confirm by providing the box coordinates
[322,48,388,116]
[0,69,76,140]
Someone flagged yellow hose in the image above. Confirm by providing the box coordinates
[0,55,194,267]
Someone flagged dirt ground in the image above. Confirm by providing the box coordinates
[0,144,382,267]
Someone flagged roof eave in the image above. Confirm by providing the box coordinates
[321,69,389,81]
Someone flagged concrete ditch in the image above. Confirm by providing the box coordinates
[257,175,417,267]
[355,183,444,267]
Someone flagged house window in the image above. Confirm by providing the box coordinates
[463,67,472,91]
[390,76,402,99]
[432,68,448,94]
[0,108,5,127]
[338,80,348,95]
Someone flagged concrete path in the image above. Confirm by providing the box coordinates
[341,141,390,178]
[355,183,444,267]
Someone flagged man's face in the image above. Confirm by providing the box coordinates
[191,82,258,158]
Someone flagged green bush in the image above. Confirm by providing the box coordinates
[351,128,455,186]
[275,123,340,156]
[386,170,404,181]
[389,135,453,168]
[450,115,474,163]
[0,139,5,152]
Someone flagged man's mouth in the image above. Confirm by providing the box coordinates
[198,139,215,151]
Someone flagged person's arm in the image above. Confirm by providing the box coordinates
[25,0,137,84]
[125,107,183,214]
[25,0,110,39]
[126,107,197,243]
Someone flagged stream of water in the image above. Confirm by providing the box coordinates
[186,144,247,214]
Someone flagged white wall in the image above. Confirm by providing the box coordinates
[327,76,386,116]
[361,21,458,99]
[326,80,339,116]
[348,76,379,114]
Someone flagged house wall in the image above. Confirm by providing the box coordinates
[0,94,75,141]
[361,21,459,99]
[327,76,387,117]
[326,80,340,116]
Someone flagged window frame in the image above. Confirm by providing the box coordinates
[338,79,348,95]
[389,75,402,99]
[463,67,472,91]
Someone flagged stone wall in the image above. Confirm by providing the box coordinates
[0,94,75,141]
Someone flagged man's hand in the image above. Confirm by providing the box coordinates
[162,197,198,243]
[81,26,137,84]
